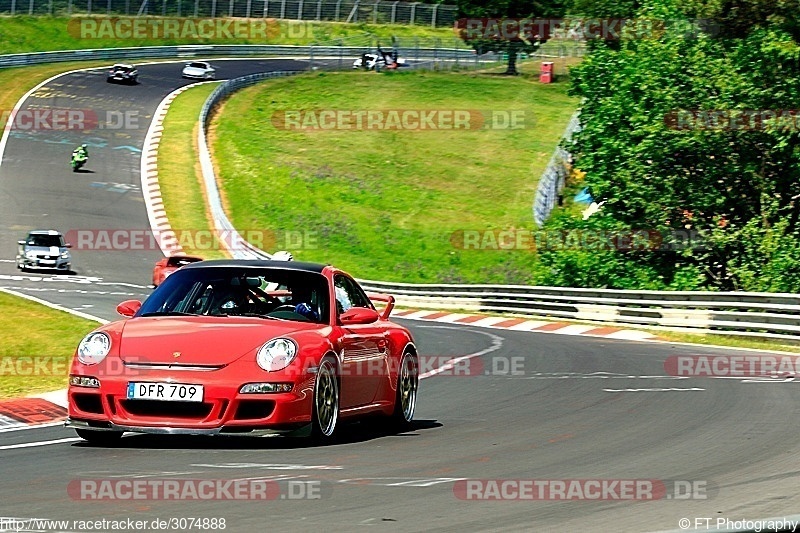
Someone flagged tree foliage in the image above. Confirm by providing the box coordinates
[455,0,566,74]
[550,0,800,291]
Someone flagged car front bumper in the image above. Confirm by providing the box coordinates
[18,257,70,270]
[67,361,316,436]
[182,72,212,79]
[65,417,311,437]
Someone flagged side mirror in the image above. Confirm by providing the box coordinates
[116,300,142,318]
[64,243,72,248]
[17,240,25,245]
[340,307,380,325]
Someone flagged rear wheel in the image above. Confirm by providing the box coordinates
[311,357,339,441]
[75,429,123,446]
[391,352,418,427]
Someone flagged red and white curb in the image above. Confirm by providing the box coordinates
[392,309,660,341]
[140,80,220,258]
[0,390,67,431]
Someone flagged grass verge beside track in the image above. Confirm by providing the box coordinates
[0,17,460,55]
[210,69,578,283]
[0,292,98,399]
[157,82,228,259]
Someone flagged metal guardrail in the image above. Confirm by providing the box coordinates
[0,43,479,68]
[198,70,304,260]
[533,111,580,227]
[356,279,800,341]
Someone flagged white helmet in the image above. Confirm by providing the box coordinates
[271,250,293,261]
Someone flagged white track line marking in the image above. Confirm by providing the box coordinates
[0,437,80,450]
[0,421,65,434]
[0,288,106,323]
[417,325,504,379]
[603,388,705,393]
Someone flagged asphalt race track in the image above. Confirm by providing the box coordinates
[2,59,800,533]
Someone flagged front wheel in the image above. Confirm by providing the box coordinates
[75,429,123,446]
[311,357,339,441]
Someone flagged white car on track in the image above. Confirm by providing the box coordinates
[182,61,216,80]
[16,229,72,272]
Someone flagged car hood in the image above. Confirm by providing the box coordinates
[118,316,322,365]
[25,245,65,255]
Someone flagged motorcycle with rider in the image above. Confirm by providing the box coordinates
[71,144,88,172]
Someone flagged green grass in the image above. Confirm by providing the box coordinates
[653,330,800,353]
[211,69,579,283]
[158,82,228,259]
[0,292,99,399]
[0,16,462,54]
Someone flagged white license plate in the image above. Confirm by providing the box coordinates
[39,260,55,264]
[127,382,204,402]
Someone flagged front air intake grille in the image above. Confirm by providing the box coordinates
[233,400,275,420]
[73,393,103,414]
[120,400,213,419]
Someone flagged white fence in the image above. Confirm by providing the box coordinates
[0,0,457,26]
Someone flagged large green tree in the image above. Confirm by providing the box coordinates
[543,0,800,290]
[456,0,566,75]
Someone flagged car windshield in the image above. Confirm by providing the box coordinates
[114,66,132,72]
[139,266,330,323]
[188,63,207,69]
[26,234,63,247]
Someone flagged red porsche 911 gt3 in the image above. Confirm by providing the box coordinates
[66,260,419,444]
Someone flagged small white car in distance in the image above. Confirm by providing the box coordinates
[182,61,216,80]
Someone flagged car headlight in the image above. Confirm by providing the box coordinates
[77,332,111,365]
[256,338,297,372]
[60,251,70,259]
[25,251,35,258]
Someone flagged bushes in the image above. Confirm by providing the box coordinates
[562,0,800,291]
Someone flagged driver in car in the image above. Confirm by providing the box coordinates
[294,302,320,321]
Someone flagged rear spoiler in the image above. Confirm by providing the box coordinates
[367,293,395,320]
